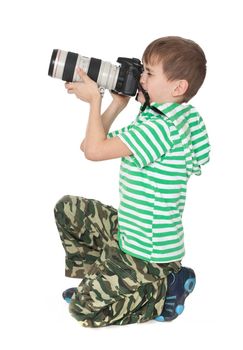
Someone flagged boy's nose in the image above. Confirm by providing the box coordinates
[140,73,146,85]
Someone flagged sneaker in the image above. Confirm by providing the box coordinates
[62,287,77,303]
[155,267,196,322]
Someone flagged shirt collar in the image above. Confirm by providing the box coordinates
[137,102,181,120]
[149,102,181,114]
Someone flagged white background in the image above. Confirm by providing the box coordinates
[1,0,242,349]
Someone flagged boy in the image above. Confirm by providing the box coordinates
[54,36,210,327]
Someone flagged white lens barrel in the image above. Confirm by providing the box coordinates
[51,50,120,91]
[73,56,91,81]
[53,50,68,79]
[97,61,119,90]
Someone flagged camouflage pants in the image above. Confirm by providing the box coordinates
[54,195,181,327]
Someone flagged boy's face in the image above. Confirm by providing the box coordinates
[137,60,179,104]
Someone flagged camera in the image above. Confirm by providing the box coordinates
[48,49,143,96]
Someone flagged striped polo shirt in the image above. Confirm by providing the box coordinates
[108,102,210,263]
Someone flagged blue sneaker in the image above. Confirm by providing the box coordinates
[155,267,196,322]
[62,287,77,304]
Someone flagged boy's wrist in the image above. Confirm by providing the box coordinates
[110,99,128,113]
[90,92,102,105]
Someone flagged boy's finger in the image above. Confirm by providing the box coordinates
[77,68,90,82]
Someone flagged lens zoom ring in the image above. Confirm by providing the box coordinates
[88,58,101,82]
[62,52,78,82]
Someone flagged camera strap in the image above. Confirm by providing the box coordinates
[137,82,150,111]
[138,82,166,117]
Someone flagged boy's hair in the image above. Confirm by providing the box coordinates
[142,36,207,102]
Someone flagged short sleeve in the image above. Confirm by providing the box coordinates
[118,119,173,168]
[107,126,128,139]
[107,130,119,139]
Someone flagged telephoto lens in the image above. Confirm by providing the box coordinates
[48,49,143,96]
[49,49,120,90]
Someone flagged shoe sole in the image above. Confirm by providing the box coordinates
[62,287,77,304]
[155,271,196,322]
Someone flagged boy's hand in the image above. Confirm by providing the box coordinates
[110,91,130,110]
[65,68,100,103]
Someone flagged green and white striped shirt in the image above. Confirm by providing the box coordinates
[108,102,210,263]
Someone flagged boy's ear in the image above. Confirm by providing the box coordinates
[172,79,188,97]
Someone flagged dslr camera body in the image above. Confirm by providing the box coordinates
[48,49,143,96]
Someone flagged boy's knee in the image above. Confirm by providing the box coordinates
[54,195,87,229]
[53,195,73,225]
[54,195,72,212]
[54,196,68,212]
